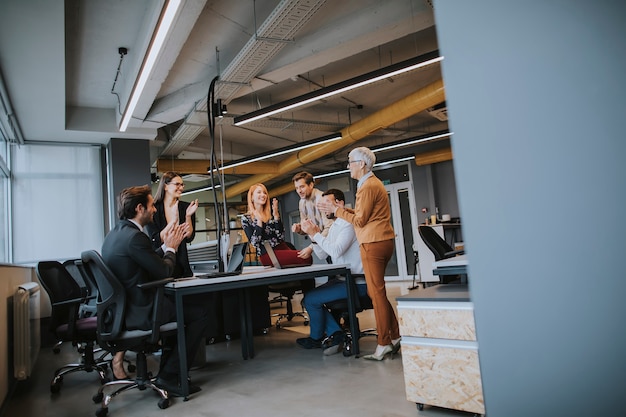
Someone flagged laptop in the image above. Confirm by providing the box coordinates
[196,242,247,278]
[262,241,306,269]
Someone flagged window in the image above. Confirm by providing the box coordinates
[0,141,9,262]
[11,144,104,264]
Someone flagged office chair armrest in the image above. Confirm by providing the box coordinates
[137,277,174,290]
[53,296,87,307]
[135,280,173,345]
[443,249,464,258]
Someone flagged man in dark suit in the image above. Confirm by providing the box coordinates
[101,185,209,396]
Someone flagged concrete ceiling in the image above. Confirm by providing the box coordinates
[0,0,450,189]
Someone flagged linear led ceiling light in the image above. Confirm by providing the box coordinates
[234,50,442,126]
[217,133,342,170]
[373,130,452,153]
[314,130,451,179]
[316,156,415,179]
[119,0,182,132]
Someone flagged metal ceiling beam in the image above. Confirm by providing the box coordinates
[159,0,327,157]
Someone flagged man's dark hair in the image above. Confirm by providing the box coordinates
[292,171,314,185]
[322,188,345,203]
[117,185,151,220]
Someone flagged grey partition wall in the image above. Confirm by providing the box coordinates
[434,1,626,416]
[106,138,151,230]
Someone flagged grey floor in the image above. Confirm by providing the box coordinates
[4,283,470,417]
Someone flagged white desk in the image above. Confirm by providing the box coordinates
[432,254,468,276]
[165,263,357,397]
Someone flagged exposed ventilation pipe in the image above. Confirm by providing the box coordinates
[414,147,452,166]
[224,79,445,198]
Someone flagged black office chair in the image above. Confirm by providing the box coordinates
[269,280,314,328]
[36,261,109,393]
[418,225,465,284]
[63,258,98,318]
[63,258,135,373]
[81,250,177,416]
[324,275,376,357]
[267,242,313,328]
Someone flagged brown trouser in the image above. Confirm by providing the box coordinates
[360,239,400,346]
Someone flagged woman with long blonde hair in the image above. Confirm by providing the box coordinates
[242,183,310,267]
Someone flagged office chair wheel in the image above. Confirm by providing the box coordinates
[158,398,170,409]
[50,381,61,394]
[50,375,63,393]
[95,407,108,417]
[92,392,104,403]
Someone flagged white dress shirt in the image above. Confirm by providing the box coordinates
[311,217,364,277]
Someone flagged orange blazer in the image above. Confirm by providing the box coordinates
[336,174,395,244]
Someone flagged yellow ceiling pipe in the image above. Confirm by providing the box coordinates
[267,181,297,199]
[225,79,445,198]
[414,147,453,166]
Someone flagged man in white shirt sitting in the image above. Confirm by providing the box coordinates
[297,188,367,355]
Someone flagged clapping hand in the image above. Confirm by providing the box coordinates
[186,199,198,217]
[300,219,319,236]
[316,198,337,215]
[164,222,189,250]
[271,198,280,220]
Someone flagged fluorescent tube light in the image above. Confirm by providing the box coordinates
[218,134,342,170]
[373,131,452,153]
[316,156,416,179]
[314,131,452,178]
[234,51,442,126]
[182,184,221,196]
[119,0,182,132]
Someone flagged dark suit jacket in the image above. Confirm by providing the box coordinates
[101,219,177,330]
[145,200,195,278]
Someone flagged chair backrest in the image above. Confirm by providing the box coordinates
[63,259,98,317]
[80,250,126,342]
[36,261,84,330]
[418,225,454,261]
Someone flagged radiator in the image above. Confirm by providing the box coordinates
[13,282,41,380]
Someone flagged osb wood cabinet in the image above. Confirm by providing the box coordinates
[397,285,485,416]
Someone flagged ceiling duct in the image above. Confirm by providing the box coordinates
[159,0,327,157]
[224,78,445,198]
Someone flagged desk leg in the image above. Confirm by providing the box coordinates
[175,293,189,399]
[244,288,254,358]
[238,289,249,359]
[345,271,360,357]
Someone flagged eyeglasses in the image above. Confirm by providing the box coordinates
[346,160,362,168]
[169,182,185,188]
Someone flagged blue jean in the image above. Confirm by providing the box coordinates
[303,278,368,340]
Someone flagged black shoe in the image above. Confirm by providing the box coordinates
[154,376,201,397]
[322,331,345,356]
[296,337,322,349]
